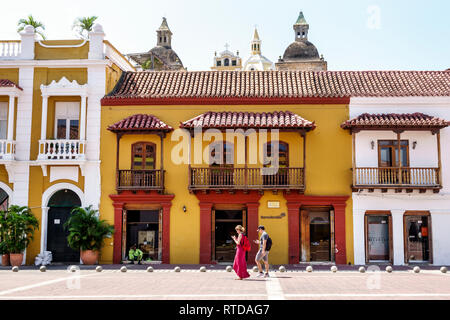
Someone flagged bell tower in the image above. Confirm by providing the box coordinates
[251,28,261,55]
[157,17,173,48]
[293,11,309,41]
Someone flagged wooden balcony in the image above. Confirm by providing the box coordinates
[189,167,305,192]
[353,167,441,192]
[117,169,165,191]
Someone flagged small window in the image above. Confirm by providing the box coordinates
[210,142,233,166]
[163,36,167,43]
[231,60,236,66]
[216,60,221,67]
[0,102,8,140]
[224,58,230,66]
[264,141,289,167]
[55,102,80,140]
[132,142,156,170]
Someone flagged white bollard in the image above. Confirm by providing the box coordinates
[199,266,207,272]
[331,266,338,273]
[413,266,421,273]
[69,265,77,273]
[12,266,19,272]
[120,266,127,273]
[95,266,103,272]
[226,266,232,272]
[440,266,448,274]
[39,266,47,272]
[146,266,154,272]
[306,266,313,273]
[386,266,393,273]
[278,266,286,273]
[252,266,259,273]
[174,266,181,272]
[358,266,366,273]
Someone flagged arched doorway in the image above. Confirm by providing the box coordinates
[0,187,9,211]
[47,189,81,263]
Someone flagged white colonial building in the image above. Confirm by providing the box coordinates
[343,96,450,266]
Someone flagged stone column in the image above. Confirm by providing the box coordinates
[246,202,260,265]
[112,202,124,264]
[199,202,213,264]
[161,202,172,264]
[287,202,301,264]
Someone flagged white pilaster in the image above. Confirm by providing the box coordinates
[353,208,366,265]
[40,207,49,253]
[391,210,405,265]
[88,24,105,60]
[7,94,15,141]
[79,95,87,140]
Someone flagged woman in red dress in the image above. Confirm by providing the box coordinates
[232,225,250,280]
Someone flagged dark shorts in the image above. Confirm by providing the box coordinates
[255,249,269,262]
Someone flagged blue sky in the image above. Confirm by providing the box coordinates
[1,0,449,71]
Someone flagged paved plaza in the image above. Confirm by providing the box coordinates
[0,265,449,300]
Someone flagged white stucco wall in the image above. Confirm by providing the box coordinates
[350,97,450,265]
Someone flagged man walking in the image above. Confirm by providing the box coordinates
[254,225,271,278]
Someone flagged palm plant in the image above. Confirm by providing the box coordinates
[72,16,98,39]
[17,15,46,39]
[65,206,114,251]
[3,205,39,254]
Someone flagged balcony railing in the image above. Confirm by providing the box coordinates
[38,140,86,160]
[353,167,440,188]
[117,169,165,191]
[0,41,21,59]
[189,167,305,190]
[0,140,15,160]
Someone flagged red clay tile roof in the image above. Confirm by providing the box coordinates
[0,79,22,90]
[180,111,315,131]
[107,114,173,133]
[102,70,450,104]
[341,113,449,130]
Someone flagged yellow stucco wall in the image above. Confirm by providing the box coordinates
[35,40,89,60]
[100,104,353,265]
[106,63,123,94]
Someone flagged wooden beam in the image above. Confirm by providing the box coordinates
[397,132,402,185]
[437,131,442,187]
[352,132,356,187]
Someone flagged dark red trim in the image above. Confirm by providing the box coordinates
[101,96,351,106]
[109,191,175,264]
[195,191,262,265]
[284,194,350,265]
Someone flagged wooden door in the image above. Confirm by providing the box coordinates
[211,209,216,261]
[300,209,310,262]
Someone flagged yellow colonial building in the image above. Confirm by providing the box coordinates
[0,24,133,265]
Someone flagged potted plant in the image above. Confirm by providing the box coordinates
[4,206,39,267]
[65,206,114,265]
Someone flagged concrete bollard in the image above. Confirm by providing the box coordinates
[199,266,207,272]
[413,266,421,273]
[146,266,154,272]
[358,266,366,273]
[120,266,127,273]
[12,266,19,272]
[306,266,313,273]
[252,266,259,273]
[440,266,448,274]
[386,266,393,273]
[226,266,232,272]
[95,266,103,272]
[69,266,77,273]
[39,266,47,272]
[278,266,286,273]
[331,266,338,273]
[174,266,181,272]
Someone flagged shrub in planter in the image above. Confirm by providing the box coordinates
[64,206,114,265]
[3,206,39,267]
[0,211,10,266]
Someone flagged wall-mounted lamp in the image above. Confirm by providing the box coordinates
[182,205,187,213]
[370,141,375,150]
[412,141,417,150]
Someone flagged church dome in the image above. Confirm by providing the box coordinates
[282,40,320,61]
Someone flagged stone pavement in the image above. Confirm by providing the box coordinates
[0,264,449,300]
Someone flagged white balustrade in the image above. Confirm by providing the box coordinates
[0,41,21,58]
[0,140,16,160]
[38,140,86,160]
